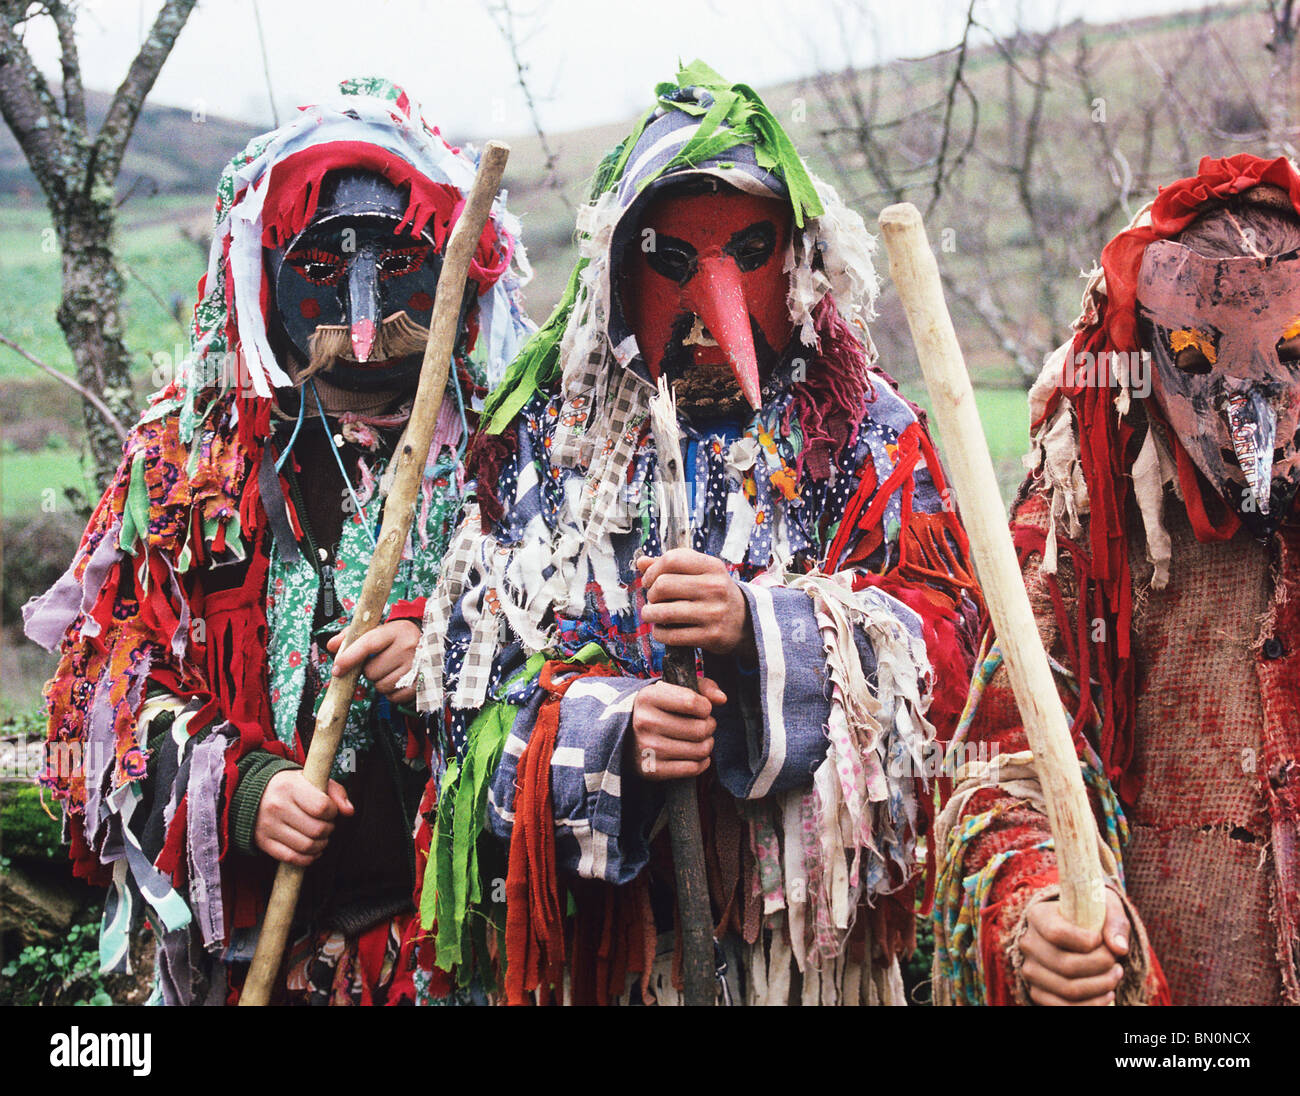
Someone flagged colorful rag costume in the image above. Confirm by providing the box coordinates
[22,78,533,1005]
[933,154,1300,1006]
[406,62,980,1005]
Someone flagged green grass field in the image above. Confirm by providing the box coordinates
[0,199,208,383]
[1,447,93,521]
[0,198,211,528]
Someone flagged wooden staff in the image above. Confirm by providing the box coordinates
[647,377,715,1007]
[877,203,1108,933]
[239,141,512,1006]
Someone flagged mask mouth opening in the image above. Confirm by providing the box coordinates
[301,310,430,379]
[1218,445,1290,464]
[1222,389,1277,516]
[656,311,790,416]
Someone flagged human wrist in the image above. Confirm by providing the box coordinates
[231,751,302,855]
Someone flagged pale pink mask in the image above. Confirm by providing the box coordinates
[1137,239,1300,536]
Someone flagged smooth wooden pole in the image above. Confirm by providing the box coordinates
[877,202,1108,932]
[239,142,512,1005]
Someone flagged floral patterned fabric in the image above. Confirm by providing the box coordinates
[266,444,453,774]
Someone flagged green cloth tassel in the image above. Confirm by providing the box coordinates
[423,643,610,975]
[423,653,547,970]
[651,61,824,228]
[482,260,588,436]
[117,455,154,593]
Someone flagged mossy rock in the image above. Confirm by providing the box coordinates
[0,783,64,860]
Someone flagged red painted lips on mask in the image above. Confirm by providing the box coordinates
[623,187,793,410]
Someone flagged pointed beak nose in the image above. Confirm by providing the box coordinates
[1226,388,1277,514]
[690,256,762,411]
[346,250,380,362]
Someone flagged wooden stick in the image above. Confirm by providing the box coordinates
[239,141,512,1006]
[659,664,716,1006]
[877,203,1108,932]
[648,377,715,1007]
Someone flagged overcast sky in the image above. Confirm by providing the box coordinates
[20,0,1221,137]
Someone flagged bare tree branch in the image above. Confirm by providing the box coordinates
[0,6,73,200]
[94,0,197,189]
[50,0,85,130]
[485,0,560,190]
[114,173,158,209]
[939,273,1040,381]
[927,0,980,214]
[0,332,130,442]
[1130,36,1271,143]
[1264,0,1300,153]
[121,257,188,335]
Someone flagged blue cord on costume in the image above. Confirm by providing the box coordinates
[275,391,307,473]
[309,379,379,551]
[451,358,470,466]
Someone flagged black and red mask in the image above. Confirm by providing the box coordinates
[622,186,794,411]
[267,170,457,392]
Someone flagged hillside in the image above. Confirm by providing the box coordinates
[0,87,260,197]
[3,4,1272,366]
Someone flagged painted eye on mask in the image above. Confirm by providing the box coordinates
[643,220,779,285]
[725,221,777,272]
[646,234,697,284]
[286,247,346,286]
[376,245,431,280]
[1168,327,1218,375]
[1278,315,1300,363]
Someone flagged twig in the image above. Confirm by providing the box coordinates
[49,0,86,130]
[114,174,158,208]
[927,0,980,215]
[485,0,560,190]
[250,0,279,128]
[1126,23,1283,144]
[121,258,189,334]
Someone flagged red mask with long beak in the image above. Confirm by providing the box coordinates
[623,188,793,411]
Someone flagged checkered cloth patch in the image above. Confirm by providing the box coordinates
[408,505,485,713]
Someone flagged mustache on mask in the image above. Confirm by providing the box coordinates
[299,310,429,382]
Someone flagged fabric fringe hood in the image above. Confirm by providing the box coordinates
[155,76,534,447]
[1026,153,1300,592]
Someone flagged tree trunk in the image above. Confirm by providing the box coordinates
[56,201,136,489]
[1,0,196,488]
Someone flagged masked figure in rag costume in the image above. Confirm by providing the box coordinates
[405,62,981,1005]
[22,78,533,1005]
[932,154,1300,1006]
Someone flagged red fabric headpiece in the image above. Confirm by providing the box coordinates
[258,142,513,292]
